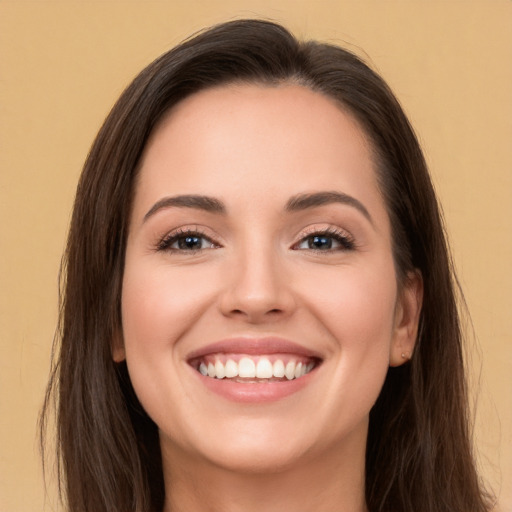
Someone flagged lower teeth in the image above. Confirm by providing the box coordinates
[230,377,287,383]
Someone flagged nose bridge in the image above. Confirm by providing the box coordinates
[220,231,293,321]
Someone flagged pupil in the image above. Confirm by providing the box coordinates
[310,236,332,250]
[179,236,201,250]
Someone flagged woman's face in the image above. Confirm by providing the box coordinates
[118,84,420,473]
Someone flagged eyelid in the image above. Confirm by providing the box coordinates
[292,224,356,251]
[156,226,222,252]
[154,223,355,253]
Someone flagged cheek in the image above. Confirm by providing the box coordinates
[120,260,218,436]
[301,257,397,396]
[304,258,398,344]
[121,260,217,352]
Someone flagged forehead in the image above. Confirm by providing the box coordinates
[133,84,387,227]
[142,83,373,170]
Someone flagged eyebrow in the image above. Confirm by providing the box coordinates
[143,190,373,225]
[285,191,373,224]
[143,194,226,222]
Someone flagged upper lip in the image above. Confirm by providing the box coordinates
[186,337,323,361]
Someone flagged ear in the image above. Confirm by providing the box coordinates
[112,330,126,362]
[389,270,423,367]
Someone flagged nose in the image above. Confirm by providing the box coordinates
[218,244,296,324]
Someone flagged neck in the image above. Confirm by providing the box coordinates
[161,431,368,512]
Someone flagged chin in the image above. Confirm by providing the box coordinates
[200,442,310,475]
[161,415,321,475]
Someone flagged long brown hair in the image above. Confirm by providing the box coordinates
[41,19,492,512]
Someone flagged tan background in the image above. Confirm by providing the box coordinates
[0,1,510,511]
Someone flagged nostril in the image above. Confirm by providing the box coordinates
[229,308,282,316]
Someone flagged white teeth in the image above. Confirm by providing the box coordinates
[273,359,285,378]
[197,356,316,381]
[285,361,296,380]
[238,357,256,378]
[215,360,225,379]
[256,358,273,378]
[224,359,238,378]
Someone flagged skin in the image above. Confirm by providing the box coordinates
[116,84,422,512]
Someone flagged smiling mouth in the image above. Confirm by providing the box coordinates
[190,354,320,382]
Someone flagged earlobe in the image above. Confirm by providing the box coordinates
[389,270,423,367]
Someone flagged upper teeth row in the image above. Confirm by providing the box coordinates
[198,357,314,380]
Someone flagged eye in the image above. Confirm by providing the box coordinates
[294,229,355,252]
[158,229,219,252]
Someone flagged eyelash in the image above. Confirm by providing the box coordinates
[293,227,355,252]
[157,228,217,253]
[156,227,355,253]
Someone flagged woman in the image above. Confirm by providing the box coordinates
[41,19,492,512]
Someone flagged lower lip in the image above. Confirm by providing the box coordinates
[194,369,316,403]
